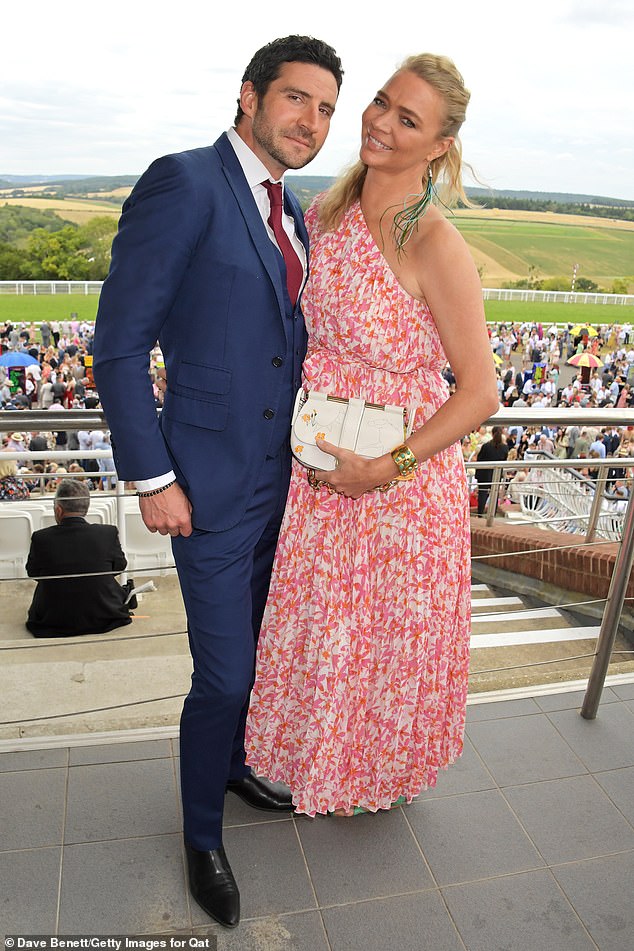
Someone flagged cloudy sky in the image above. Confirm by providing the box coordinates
[1,0,633,199]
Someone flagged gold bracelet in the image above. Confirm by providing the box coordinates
[391,443,418,480]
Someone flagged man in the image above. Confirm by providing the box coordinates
[93,36,342,929]
[40,321,52,349]
[25,479,132,637]
[589,431,607,459]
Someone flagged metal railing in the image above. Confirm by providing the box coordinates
[475,454,630,542]
[1,406,633,727]
[470,406,634,718]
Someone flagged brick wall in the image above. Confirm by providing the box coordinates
[470,518,634,601]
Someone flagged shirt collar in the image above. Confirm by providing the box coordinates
[226,127,284,191]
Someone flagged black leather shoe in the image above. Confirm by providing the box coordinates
[184,842,240,928]
[226,771,293,811]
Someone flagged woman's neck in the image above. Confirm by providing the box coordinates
[360,167,427,222]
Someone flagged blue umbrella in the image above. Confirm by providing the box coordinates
[0,351,40,367]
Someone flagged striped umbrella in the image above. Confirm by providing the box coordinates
[567,352,604,368]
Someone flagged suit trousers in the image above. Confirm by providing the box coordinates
[172,446,291,850]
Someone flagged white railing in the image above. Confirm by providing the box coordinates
[0,281,103,295]
[1,281,633,306]
[509,453,628,542]
[482,287,634,306]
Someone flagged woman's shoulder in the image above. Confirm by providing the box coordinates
[408,206,479,292]
[416,206,465,252]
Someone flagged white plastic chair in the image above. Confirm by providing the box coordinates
[0,500,49,531]
[0,510,34,578]
[124,509,173,574]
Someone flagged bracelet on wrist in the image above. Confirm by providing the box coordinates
[391,443,418,480]
[137,479,177,498]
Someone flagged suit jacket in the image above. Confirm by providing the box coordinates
[26,517,131,637]
[93,133,309,532]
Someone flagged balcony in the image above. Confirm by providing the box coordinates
[2,683,633,948]
[1,408,634,948]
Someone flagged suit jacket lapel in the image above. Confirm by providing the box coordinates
[284,189,309,258]
[214,133,288,317]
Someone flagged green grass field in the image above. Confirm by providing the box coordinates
[454,215,634,286]
[483,300,633,325]
[1,293,632,329]
[0,294,99,323]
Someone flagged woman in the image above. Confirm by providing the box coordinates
[475,427,509,516]
[0,456,31,501]
[245,54,498,816]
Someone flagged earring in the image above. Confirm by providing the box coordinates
[391,164,434,255]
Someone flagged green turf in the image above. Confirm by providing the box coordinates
[0,293,632,331]
[0,294,99,323]
[455,217,634,285]
[483,299,633,325]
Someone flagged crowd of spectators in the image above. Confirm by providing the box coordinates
[450,320,634,514]
[1,316,633,511]
[1,318,163,496]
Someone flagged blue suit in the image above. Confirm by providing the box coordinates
[93,133,308,849]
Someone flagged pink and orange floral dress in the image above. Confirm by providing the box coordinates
[245,200,471,816]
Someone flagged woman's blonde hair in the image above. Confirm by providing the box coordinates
[319,53,474,235]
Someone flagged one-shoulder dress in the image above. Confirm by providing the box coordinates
[245,200,471,816]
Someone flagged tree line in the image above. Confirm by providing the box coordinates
[0,206,116,280]
[475,196,634,222]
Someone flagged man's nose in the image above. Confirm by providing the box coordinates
[299,102,320,132]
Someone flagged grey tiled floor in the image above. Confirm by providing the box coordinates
[2,688,634,950]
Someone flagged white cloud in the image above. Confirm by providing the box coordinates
[2,0,633,199]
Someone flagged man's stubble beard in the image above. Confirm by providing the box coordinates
[252,109,320,172]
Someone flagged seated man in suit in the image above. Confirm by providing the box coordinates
[25,478,133,637]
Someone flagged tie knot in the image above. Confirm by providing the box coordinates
[262,179,283,207]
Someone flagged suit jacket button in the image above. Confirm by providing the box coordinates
[263,409,275,420]
[272,356,283,367]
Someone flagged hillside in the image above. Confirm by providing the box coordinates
[451,210,634,287]
[1,175,633,290]
[2,173,632,209]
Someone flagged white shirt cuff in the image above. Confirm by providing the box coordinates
[135,471,176,492]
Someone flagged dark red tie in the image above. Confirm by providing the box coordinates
[261,180,304,306]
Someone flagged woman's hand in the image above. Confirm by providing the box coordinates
[311,438,397,499]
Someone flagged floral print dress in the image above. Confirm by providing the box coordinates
[245,201,471,816]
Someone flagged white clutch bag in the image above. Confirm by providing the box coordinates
[291,388,417,471]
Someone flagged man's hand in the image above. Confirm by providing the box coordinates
[138,482,193,537]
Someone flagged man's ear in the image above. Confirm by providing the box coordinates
[239,81,258,120]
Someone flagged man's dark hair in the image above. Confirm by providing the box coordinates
[55,478,90,516]
[234,35,343,125]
